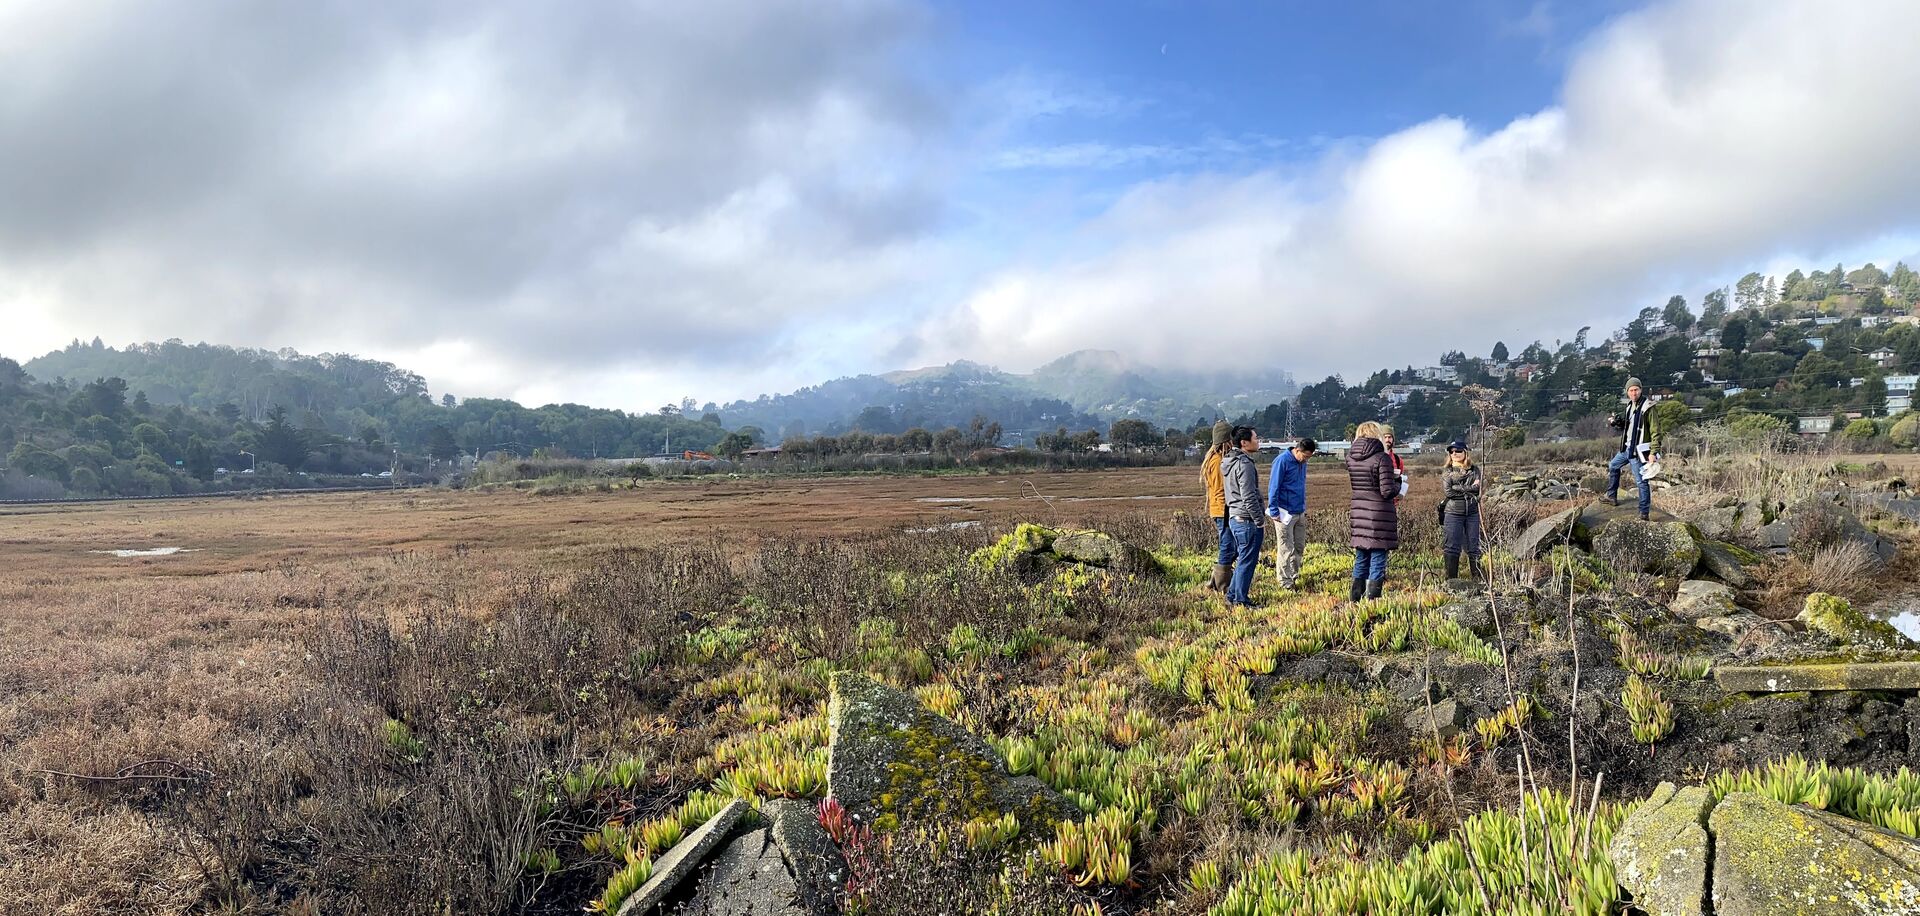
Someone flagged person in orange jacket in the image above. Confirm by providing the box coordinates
[1200,420,1233,591]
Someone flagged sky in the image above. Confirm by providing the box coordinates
[4,0,1920,413]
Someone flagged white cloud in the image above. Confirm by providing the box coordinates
[922,0,1920,381]
[0,0,942,409]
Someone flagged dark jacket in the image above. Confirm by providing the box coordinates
[1442,465,1482,516]
[1267,449,1308,515]
[1345,437,1400,550]
[1221,449,1265,520]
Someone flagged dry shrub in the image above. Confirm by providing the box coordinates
[1790,501,1853,558]
[1806,541,1878,599]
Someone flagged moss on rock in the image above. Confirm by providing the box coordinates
[1798,593,1917,651]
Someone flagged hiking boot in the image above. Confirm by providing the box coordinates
[1365,579,1385,601]
[1349,577,1366,603]
[1443,553,1460,581]
[1639,510,1650,521]
[1604,494,1618,507]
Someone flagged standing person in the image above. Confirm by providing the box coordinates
[1382,426,1408,501]
[1219,426,1267,607]
[1345,421,1400,602]
[1440,439,1484,581]
[1200,420,1234,591]
[1265,437,1318,590]
[1606,377,1661,520]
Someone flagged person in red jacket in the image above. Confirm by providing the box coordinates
[1382,426,1407,502]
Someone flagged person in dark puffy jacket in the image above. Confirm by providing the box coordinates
[1345,421,1400,602]
[1439,439,1483,581]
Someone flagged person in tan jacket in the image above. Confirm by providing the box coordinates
[1200,419,1232,591]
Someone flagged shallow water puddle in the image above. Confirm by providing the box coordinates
[906,521,983,533]
[90,547,201,558]
[1866,592,1920,641]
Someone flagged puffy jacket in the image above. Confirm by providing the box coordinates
[1202,449,1227,518]
[1442,465,1482,516]
[1221,449,1266,520]
[1267,449,1308,515]
[1345,437,1400,550]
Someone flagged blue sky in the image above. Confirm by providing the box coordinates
[5,0,1920,411]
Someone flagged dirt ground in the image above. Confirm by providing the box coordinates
[0,468,1228,583]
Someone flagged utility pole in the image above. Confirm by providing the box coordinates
[1284,402,1295,441]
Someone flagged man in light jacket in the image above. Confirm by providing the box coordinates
[1219,425,1265,607]
[1264,437,1317,590]
[1606,377,1661,520]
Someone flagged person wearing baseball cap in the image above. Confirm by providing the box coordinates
[1605,377,1661,520]
[1439,439,1484,581]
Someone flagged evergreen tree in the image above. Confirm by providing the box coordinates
[259,406,310,469]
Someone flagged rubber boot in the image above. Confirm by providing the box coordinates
[1467,554,1483,580]
[1208,564,1229,592]
[1443,552,1460,581]
[1365,579,1385,601]
[1349,577,1367,603]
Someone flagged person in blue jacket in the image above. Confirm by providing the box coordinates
[1264,437,1318,590]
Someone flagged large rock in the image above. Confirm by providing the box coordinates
[1671,580,1738,620]
[1513,507,1585,558]
[679,827,807,916]
[616,799,752,916]
[1610,782,1711,916]
[1691,505,1742,542]
[1404,697,1473,740]
[1715,662,1920,693]
[827,671,1075,835]
[1578,500,1680,532]
[1695,539,1762,589]
[1711,791,1920,915]
[1798,593,1918,650]
[1593,520,1702,579]
[1049,529,1159,573]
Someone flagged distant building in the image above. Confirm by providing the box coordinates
[1380,383,1438,406]
[1798,416,1835,435]
[1887,375,1919,414]
[1512,364,1541,382]
[1415,365,1458,383]
[1807,337,1826,352]
[1721,386,1747,397]
[1868,347,1899,368]
[1814,316,1843,327]
[1691,348,1725,372]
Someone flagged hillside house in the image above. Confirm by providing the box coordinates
[1807,337,1826,351]
[1798,416,1835,435]
[1888,375,1919,414]
[1415,365,1458,383]
[1512,364,1541,382]
[1689,329,1722,348]
[1692,348,1725,372]
[1869,347,1899,368]
[1861,315,1889,328]
[1380,383,1437,406]
[1722,386,1747,397]
[1814,316,1844,327]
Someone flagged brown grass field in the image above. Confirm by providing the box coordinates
[0,467,1233,913]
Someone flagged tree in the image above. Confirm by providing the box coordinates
[426,425,460,461]
[1071,428,1103,451]
[259,406,310,469]
[1862,374,1889,416]
[1490,341,1510,362]
[1662,295,1694,331]
[932,427,964,455]
[6,443,69,484]
[1721,317,1749,354]
[1891,413,1920,449]
[1109,419,1156,450]
[1842,419,1878,442]
[441,393,456,408]
[1848,263,1889,288]
[1648,399,1691,437]
[1734,272,1765,309]
[184,436,216,480]
[853,405,894,433]
[1700,288,1729,328]
[1780,270,1805,300]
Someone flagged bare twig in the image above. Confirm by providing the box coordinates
[1424,650,1495,913]
[31,759,211,783]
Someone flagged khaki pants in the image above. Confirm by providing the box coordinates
[1271,513,1306,588]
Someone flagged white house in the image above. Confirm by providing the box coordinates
[1887,374,1919,414]
[1798,416,1835,435]
[1415,366,1458,383]
[1868,347,1899,368]
[1380,383,1438,406]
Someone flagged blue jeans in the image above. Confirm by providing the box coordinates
[1608,450,1651,515]
[1213,516,1235,566]
[1351,547,1390,582]
[1228,518,1264,605]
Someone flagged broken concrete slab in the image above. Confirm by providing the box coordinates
[679,827,806,916]
[616,799,752,916]
[760,798,844,916]
[1711,791,1920,915]
[1694,539,1761,589]
[1714,662,1920,693]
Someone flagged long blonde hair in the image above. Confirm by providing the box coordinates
[1354,421,1386,441]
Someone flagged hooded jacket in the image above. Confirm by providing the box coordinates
[1201,449,1227,518]
[1221,448,1266,521]
[1345,436,1400,550]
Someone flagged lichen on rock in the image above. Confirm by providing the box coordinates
[1798,592,1917,651]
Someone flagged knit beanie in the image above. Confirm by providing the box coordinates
[1211,420,1231,448]
[1624,377,1644,390]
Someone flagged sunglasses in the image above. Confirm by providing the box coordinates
[1447,447,1466,453]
